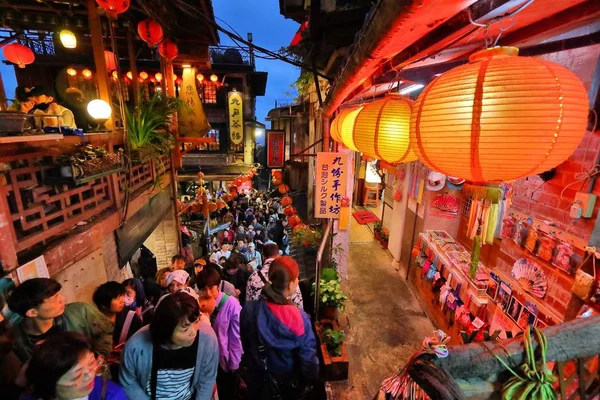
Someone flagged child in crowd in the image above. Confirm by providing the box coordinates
[171,254,186,271]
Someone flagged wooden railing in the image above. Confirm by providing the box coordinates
[404,315,600,399]
[0,135,172,269]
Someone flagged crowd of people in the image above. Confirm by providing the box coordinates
[0,190,319,400]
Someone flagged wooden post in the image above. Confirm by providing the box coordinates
[170,152,183,251]
[86,0,113,130]
[0,183,18,270]
[164,62,182,169]
[127,30,139,105]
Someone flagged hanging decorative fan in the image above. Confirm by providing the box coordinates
[432,194,459,214]
[511,258,547,298]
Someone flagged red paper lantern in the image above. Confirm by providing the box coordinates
[175,77,183,85]
[3,43,34,69]
[233,179,242,187]
[208,202,217,212]
[251,168,258,175]
[283,206,296,216]
[278,184,289,195]
[216,199,226,210]
[281,196,293,207]
[293,223,307,234]
[95,0,130,19]
[158,39,178,61]
[104,50,116,71]
[221,193,232,203]
[137,19,163,48]
[272,177,282,186]
[288,215,301,228]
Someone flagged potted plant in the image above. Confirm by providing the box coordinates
[317,320,349,381]
[314,278,348,320]
[380,228,390,249]
[373,221,382,241]
[48,145,123,183]
[125,93,183,162]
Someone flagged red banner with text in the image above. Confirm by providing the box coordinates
[267,130,285,168]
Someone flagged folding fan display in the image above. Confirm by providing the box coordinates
[511,258,547,298]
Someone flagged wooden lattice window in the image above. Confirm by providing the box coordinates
[203,83,217,104]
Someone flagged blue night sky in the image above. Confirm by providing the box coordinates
[212,0,300,126]
[2,0,299,128]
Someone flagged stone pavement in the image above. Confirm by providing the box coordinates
[329,241,434,399]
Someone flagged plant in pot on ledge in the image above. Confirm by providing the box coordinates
[317,322,349,381]
[125,93,184,162]
[373,221,382,241]
[315,276,348,321]
[380,227,390,249]
[55,145,123,181]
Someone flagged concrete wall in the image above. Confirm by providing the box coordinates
[143,208,179,270]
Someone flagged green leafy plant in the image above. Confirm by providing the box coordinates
[314,278,348,311]
[125,93,184,157]
[373,221,383,234]
[322,328,346,357]
[380,228,390,242]
[321,267,338,282]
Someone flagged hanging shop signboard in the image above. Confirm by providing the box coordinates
[179,67,210,137]
[266,130,285,168]
[228,91,244,145]
[315,152,349,219]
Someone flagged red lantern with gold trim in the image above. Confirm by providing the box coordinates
[137,19,163,48]
[158,39,178,61]
[3,43,34,69]
[281,196,293,207]
[95,0,130,19]
[288,215,301,228]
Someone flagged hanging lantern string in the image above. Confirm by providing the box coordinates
[468,0,534,48]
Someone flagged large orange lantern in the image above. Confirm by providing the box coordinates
[410,46,589,183]
[353,94,417,164]
[3,43,35,68]
[137,19,163,48]
[95,0,130,19]
[330,106,358,144]
[104,50,116,71]
[158,39,178,61]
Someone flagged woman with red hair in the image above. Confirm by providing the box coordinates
[240,256,319,399]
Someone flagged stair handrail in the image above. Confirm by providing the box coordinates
[314,219,333,320]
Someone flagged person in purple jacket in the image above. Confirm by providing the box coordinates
[196,268,242,400]
[22,331,126,400]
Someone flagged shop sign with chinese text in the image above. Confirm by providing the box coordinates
[228,91,243,145]
[315,152,349,219]
[267,130,285,168]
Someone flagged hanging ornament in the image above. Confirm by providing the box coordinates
[139,71,148,80]
[281,196,293,207]
[158,39,178,61]
[137,19,163,48]
[95,0,130,19]
[278,184,289,195]
[82,69,92,80]
[410,46,589,183]
[353,93,417,164]
[3,43,35,68]
[104,50,117,71]
[196,73,204,82]
[210,74,218,83]
[283,206,297,217]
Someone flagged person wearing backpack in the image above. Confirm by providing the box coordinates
[240,256,318,399]
[196,268,242,400]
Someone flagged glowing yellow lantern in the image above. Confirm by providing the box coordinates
[410,46,589,183]
[155,72,162,82]
[59,29,77,49]
[330,107,356,143]
[353,93,417,164]
[196,73,204,82]
[111,71,118,80]
[66,68,77,77]
[82,69,92,79]
[139,71,148,80]
[210,74,218,83]
[126,71,133,80]
[338,107,363,151]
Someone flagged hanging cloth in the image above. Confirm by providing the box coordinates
[486,203,499,244]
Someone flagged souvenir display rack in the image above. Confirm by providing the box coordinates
[416,230,564,344]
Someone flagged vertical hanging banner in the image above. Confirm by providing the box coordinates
[228,91,244,145]
[178,67,210,137]
[266,130,285,168]
[315,152,349,219]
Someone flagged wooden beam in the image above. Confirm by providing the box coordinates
[127,30,139,105]
[86,0,113,130]
[502,0,600,46]
[176,137,216,144]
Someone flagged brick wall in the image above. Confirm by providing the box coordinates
[143,206,179,270]
[496,45,600,321]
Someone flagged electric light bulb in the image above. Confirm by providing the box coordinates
[59,29,77,49]
[87,99,111,120]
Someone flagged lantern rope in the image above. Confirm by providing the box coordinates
[468,0,534,48]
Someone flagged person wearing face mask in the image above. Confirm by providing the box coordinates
[122,278,154,325]
[22,332,127,400]
[29,85,77,129]
[119,292,219,400]
[92,282,143,349]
